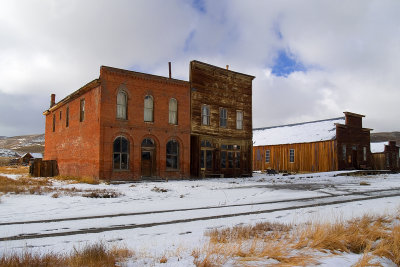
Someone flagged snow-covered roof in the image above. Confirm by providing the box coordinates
[31,153,43,158]
[370,142,387,153]
[253,117,345,146]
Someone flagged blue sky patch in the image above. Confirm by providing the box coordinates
[191,0,206,13]
[271,50,306,77]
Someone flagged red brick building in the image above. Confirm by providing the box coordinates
[43,61,255,180]
[44,66,191,180]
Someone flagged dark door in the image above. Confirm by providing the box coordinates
[141,151,153,177]
[352,150,358,169]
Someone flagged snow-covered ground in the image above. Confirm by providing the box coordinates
[1,171,399,266]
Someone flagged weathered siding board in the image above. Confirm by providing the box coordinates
[253,140,337,173]
[190,61,254,177]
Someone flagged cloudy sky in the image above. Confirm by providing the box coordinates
[0,0,399,136]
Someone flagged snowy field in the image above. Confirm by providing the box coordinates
[1,171,400,266]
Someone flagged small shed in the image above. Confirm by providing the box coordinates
[371,141,400,170]
[20,153,43,165]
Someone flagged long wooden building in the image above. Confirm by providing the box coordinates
[253,112,372,173]
[371,141,400,170]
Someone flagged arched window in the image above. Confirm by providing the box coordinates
[144,95,153,122]
[169,98,177,124]
[117,90,127,119]
[113,136,129,170]
[166,140,179,169]
[202,105,210,125]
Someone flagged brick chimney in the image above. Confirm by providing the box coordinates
[50,94,55,108]
[168,62,172,79]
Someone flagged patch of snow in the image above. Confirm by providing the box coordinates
[253,117,345,146]
[371,142,387,153]
[0,148,19,157]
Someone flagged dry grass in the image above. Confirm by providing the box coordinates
[0,175,121,198]
[53,175,100,185]
[0,165,29,175]
[196,212,400,266]
[0,243,133,267]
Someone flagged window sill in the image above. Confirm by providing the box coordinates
[166,168,180,172]
[116,118,128,122]
[113,169,130,172]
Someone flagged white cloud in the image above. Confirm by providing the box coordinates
[0,0,399,136]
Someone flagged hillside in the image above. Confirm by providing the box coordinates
[0,134,44,157]
[371,131,400,144]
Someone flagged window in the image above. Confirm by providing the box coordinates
[117,91,127,120]
[144,95,153,122]
[166,140,179,169]
[59,111,62,120]
[66,107,69,127]
[256,149,261,161]
[220,108,227,127]
[200,140,213,170]
[289,149,295,163]
[113,136,129,170]
[202,105,210,125]
[80,99,85,122]
[236,111,243,129]
[342,145,346,160]
[169,98,177,124]
[52,114,56,132]
[265,150,270,163]
[363,147,367,161]
[235,152,241,168]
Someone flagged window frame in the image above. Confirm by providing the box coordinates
[236,110,243,130]
[265,150,270,163]
[220,108,227,128]
[201,105,210,126]
[363,147,367,161]
[144,95,154,122]
[113,136,130,170]
[80,98,85,122]
[52,114,56,132]
[166,139,179,170]
[116,90,128,120]
[289,149,295,163]
[342,144,346,160]
[168,98,178,125]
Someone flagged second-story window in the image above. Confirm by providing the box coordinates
[202,105,210,125]
[144,95,153,122]
[236,110,243,129]
[117,91,127,120]
[169,98,177,124]
[80,99,85,122]
[66,107,69,127]
[220,108,227,127]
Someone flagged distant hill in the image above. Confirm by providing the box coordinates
[371,132,400,144]
[0,134,44,156]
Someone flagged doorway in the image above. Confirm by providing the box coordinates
[141,138,155,178]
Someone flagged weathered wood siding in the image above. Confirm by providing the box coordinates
[371,153,385,170]
[190,61,254,177]
[253,140,338,173]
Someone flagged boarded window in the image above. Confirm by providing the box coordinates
[117,91,127,120]
[265,150,270,163]
[144,95,153,122]
[166,140,179,169]
[202,105,210,125]
[289,149,295,163]
[80,99,85,122]
[113,136,129,170]
[52,114,56,132]
[66,107,69,127]
[236,110,243,129]
[363,147,367,161]
[342,145,346,160]
[169,98,177,124]
[220,108,227,127]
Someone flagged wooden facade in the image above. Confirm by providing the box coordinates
[189,61,255,177]
[253,112,372,173]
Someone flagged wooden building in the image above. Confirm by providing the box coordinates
[371,141,400,170]
[189,61,255,178]
[43,61,255,180]
[253,112,372,173]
